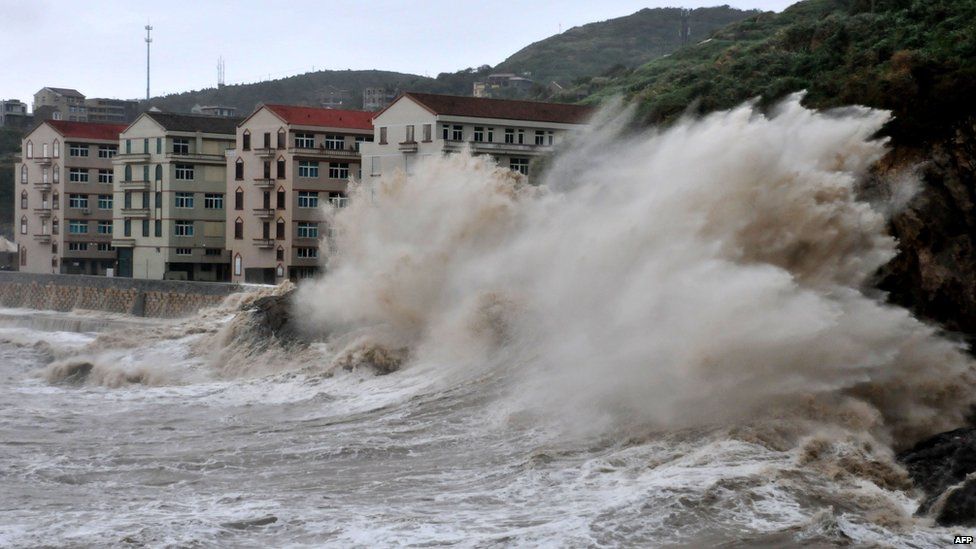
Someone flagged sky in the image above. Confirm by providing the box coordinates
[0,0,798,110]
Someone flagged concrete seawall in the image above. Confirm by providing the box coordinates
[0,272,248,318]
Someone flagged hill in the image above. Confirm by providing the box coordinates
[494,6,758,87]
[585,0,976,341]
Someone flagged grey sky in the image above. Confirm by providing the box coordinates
[0,0,798,110]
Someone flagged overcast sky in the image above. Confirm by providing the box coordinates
[0,0,798,110]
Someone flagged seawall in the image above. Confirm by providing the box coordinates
[0,272,247,318]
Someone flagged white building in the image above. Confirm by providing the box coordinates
[360,93,593,184]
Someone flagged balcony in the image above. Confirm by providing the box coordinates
[112,238,135,248]
[121,207,150,218]
[33,207,52,218]
[253,208,275,220]
[119,179,151,190]
[442,140,552,155]
[398,141,418,153]
[35,156,53,166]
[253,238,275,249]
[288,146,359,160]
[165,152,227,165]
[33,181,52,192]
[254,147,278,159]
[115,153,151,163]
[253,178,275,189]
[33,233,51,243]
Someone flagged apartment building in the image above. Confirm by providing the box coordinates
[14,120,127,275]
[0,99,29,128]
[33,87,139,123]
[227,104,373,284]
[360,93,593,184]
[363,87,398,111]
[112,112,241,280]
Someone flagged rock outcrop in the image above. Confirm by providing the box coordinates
[898,428,976,526]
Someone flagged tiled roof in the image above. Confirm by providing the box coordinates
[144,112,242,134]
[45,87,85,98]
[402,92,594,124]
[46,120,127,141]
[265,104,373,130]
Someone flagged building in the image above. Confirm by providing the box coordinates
[112,112,241,281]
[363,87,398,111]
[192,105,238,117]
[0,100,29,128]
[14,120,127,275]
[361,93,593,185]
[474,74,536,98]
[227,104,373,284]
[32,87,139,123]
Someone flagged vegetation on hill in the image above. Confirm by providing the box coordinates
[0,126,23,239]
[495,6,757,87]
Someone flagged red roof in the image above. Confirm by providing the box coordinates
[265,104,373,130]
[399,92,594,125]
[45,120,127,141]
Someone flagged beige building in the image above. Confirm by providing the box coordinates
[33,87,139,123]
[361,92,593,184]
[14,120,127,275]
[112,112,241,280]
[227,104,373,284]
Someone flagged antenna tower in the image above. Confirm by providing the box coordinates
[145,23,153,101]
[218,57,226,87]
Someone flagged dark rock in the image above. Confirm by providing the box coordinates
[897,427,976,524]
[245,290,305,345]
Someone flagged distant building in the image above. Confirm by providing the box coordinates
[0,100,29,128]
[32,87,138,124]
[318,86,350,109]
[14,120,127,275]
[112,112,241,280]
[361,92,592,185]
[85,98,140,124]
[227,104,373,283]
[192,104,238,117]
[473,73,535,98]
[363,87,398,111]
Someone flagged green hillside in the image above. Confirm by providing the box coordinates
[495,6,758,87]
[0,126,22,239]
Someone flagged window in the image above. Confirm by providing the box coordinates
[97,243,112,252]
[141,192,149,208]
[124,219,131,237]
[298,191,319,208]
[276,190,285,209]
[242,131,251,150]
[155,192,162,209]
[68,220,88,234]
[175,192,194,208]
[68,242,86,251]
[295,133,314,149]
[68,194,89,209]
[263,132,271,148]
[173,138,189,155]
[20,216,27,234]
[297,222,319,238]
[20,165,27,184]
[20,247,26,266]
[205,248,222,256]
[156,138,162,154]
[204,193,223,209]
[143,138,149,153]
[276,247,284,261]
[474,127,484,142]
[276,158,285,179]
[97,220,112,234]
[155,165,162,181]
[69,168,88,183]
[379,127,387,144]
[234,218,243,239]
[422,124,432,142]
[52,192,59,209]
[43,143,49,158]
[53,140,60,158]
[404,126,415,143]
[510,157,529,176]
[234,254,242,276]
[174,221,194,237]
[142,219,149,237]
[263,161,271,179]
[535,130,545,145]
[452,125,463,141]
[329,193,348,208]
[155,220,162,237]
[235,158,244,180]
[328,163,349,179]
[277,129,285,149]
[26,141,33,158]
[175,248,192,256]
[235,188,244,210]
[276,219,285,239]
[98,144,117,158]
[174,164,194,180]
[325,134,344,150]
[297,247,318,259]
[98,169,113,184]
[518,129,525,145]
[142,165,149,182]
[124,165,132,181]
[124,191,132,209]
[548,131,554,145]
[487,128,494,142]
[298,161,319,178]
[69,143,88,157]
[97,195,112,209]
[53,165,59,183]
[505,128,515,144]
[20,191,27,209]
[125,139,131,154]
[370,157,380,176]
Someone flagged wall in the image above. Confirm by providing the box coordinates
[0,271,246,318]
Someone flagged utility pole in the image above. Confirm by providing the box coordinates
[145,23,153,102]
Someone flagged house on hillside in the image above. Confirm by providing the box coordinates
[226,104,373,284]
[360,92,593,184]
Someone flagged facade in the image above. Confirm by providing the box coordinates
[112,113,241,281]
[0,100,29,127]
[14,120,127,275]
[227,104,373,284]
[361,93,593,185]
[363,87,398,111]
[473,74,535,98]
[32,87,138,123]
[192,105,238,117]
[84,98,141,123]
